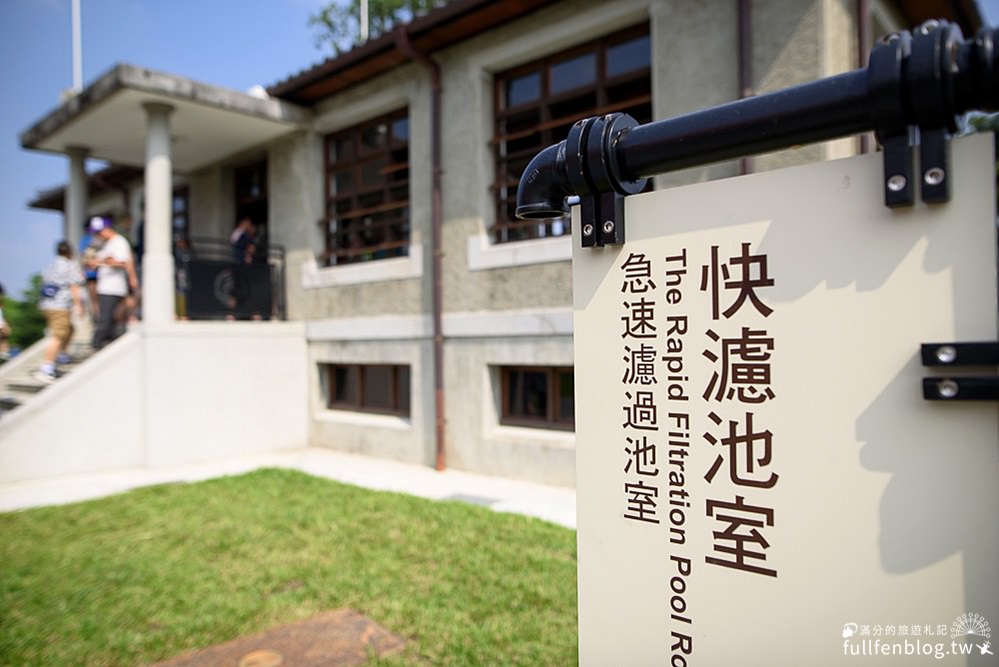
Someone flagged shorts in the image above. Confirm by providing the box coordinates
[43,309,74,345]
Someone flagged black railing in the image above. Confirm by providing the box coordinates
[177,237,286,321]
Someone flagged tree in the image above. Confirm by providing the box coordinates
[4,274,47,351]
[309,0,452,55]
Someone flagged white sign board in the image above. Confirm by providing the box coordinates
[573,133,999,666]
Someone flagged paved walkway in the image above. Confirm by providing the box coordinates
[0,447,577,529]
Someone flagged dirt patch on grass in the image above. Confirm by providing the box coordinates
[152,609,406,666]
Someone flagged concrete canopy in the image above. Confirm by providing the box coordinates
[20,63,311,173]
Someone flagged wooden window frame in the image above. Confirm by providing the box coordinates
[500,365,575,431]
[321,109,410,265]
[326,363,411,416]
[491,24,652,244]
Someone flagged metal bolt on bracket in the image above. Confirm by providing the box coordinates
[936,379,960,398]
[934,345,957,363]
[924,167,946,186]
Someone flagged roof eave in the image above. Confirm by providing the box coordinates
[266,0,558,105]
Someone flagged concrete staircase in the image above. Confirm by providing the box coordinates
[0,318,94,419]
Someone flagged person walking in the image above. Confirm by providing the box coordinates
[85,216,137,350]
[33,241,85,383]
[227,217,257,319]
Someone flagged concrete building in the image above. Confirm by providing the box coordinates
[4,0,984,486]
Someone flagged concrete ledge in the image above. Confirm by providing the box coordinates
[466,233,571,271]
[300,247,423,289]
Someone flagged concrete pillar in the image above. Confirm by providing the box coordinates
[66,145,89,253]
[142,102,175,325]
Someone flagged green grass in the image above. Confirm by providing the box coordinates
[0,468,578,666]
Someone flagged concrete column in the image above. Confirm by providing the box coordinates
[142,102,175,325]
[66,145,89,253]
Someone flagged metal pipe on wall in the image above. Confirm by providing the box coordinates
[396,27,447,472]
[738,0,754,174]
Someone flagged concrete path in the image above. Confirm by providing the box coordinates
[0,447,577,529]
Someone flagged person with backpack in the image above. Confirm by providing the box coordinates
[33,241,84,383]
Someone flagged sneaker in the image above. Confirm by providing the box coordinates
[56,353,73,365]
[31,370,57,385]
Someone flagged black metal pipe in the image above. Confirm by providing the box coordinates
[516,21,999,220]
[619,69,871,178]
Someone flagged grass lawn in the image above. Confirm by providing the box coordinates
[0,468,578,666]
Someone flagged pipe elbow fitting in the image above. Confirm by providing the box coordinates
[516,142,570,220]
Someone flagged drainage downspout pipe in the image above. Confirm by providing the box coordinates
[738,0,754,174]
[396,27,446,471]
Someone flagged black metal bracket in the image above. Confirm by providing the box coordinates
[921,342,999,401]
[566,115,647,248]
[579,192,626,247]
[869,31,916,207]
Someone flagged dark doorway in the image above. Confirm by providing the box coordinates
[234,159,268,258]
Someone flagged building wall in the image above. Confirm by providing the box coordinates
[86,0,870,486]
[188,167,232,239]
[307,328,435,465]
[38,0,905,487]
[268,129,323,321]
[271,0,872,485]
[444,326,576,487]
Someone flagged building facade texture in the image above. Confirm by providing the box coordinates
[25,0,964,486]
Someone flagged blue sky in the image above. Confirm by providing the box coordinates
[0,0,333,299]
[2,1,999,299]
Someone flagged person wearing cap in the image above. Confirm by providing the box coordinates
[32,241,85,384]
[85,216,137,350]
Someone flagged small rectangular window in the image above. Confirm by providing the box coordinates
[326,363,410,416]
[500,366,575,430]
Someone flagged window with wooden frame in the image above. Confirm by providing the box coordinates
[491,24,652,244]
[321,110,410,265]
[326,363,411,416]
[500,366,574,430]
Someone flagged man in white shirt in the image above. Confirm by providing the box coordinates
[86,216,137,350]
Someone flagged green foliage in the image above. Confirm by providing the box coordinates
[0,468,578,666]
[3,274,46,351]
[309,0,452,55]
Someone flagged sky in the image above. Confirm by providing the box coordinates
[2,1,999,300]
[0,0,335,299]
